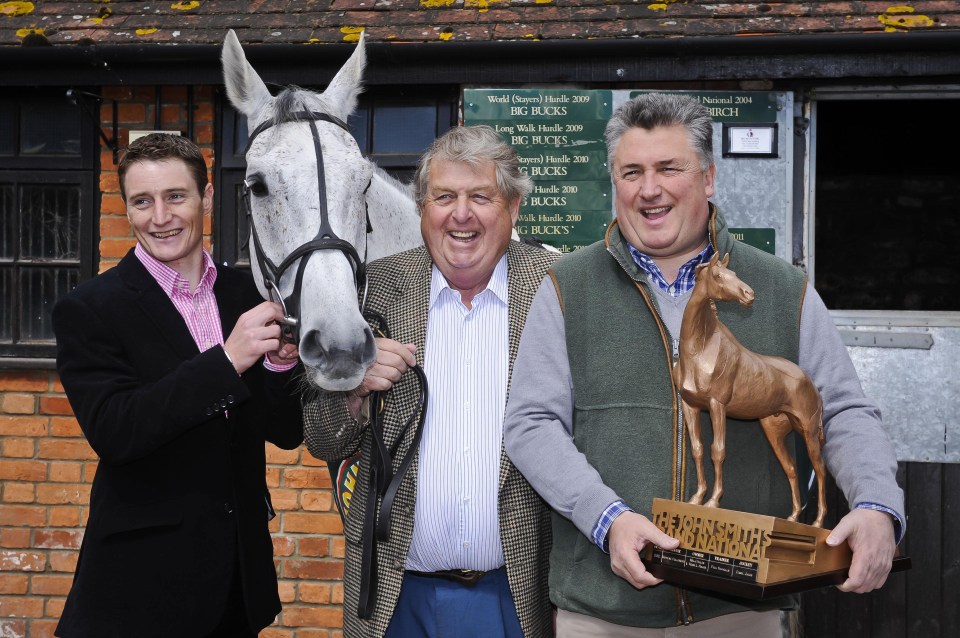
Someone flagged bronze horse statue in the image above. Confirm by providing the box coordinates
[673,252,828,527]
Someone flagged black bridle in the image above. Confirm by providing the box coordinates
[243,108,428,619]
[241,110,369,344]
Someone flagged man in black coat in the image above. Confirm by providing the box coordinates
[53,133,304,637]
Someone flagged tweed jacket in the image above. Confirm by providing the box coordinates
[304,240,557,638]
[52,249,304,637]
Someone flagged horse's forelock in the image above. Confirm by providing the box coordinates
[272,87,331,126]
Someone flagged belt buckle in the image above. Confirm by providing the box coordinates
[449,569,485,586]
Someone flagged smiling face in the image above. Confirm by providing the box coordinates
[419,158,519,306]
[124,158,212,283]
[612,124,716,278]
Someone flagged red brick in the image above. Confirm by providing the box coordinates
[0,551,46,572]
[99,172,120,193]
[29,574,73,596]
[277,579,296,604]
[298,537,330,558]
[282,468,331,489]
[266,445,300,465]
[0,619,25,638]
[282,559,344,580]
[0,529,31,548]
[45,596,65,617]
[28,619,58,638]
[48,462,83,483]
[99,237,137,259]
[272,535,295,557]
[0,462,45,482]
[36,484,91,505]
[300,453,326,467]
[1,438,36,458]
[298,581,331,604]
[1,393,35,414]
[37,440,97,461]
[282,512,343,535]
[47,551,79,573]
[0,417,47,437]
[280,604,343,628]
[49,417,82,438]
[39,396,73,416]
[0,506,45,527]
[0,373,48,393]
[48,507,82,528]
[0,574,28,594]
[100,216,132,239]
[270,489,299,511]
[83,461,99,482]
[2,483,35,504]
[117,102,146,123]
[300,490,332,512]
[34,530,84,550]
[331,537,345,559]
[266,467,281,488]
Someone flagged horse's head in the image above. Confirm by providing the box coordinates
[695,252,755,307]
[221,29,376,391]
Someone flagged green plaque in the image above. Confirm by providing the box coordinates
[526,181,610,212]
[517,209,612,254]
[464,89,612,121]
[464,89,613,250]
[729,228,775,254]
[630,91,782,123]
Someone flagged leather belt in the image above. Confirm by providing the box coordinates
[407,568,491,587]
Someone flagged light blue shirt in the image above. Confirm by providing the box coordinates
[405,255,510,572]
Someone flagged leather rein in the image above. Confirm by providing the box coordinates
[240,108,428,619]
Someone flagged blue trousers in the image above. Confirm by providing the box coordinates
[385,567,524,638]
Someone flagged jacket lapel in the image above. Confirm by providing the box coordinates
[116,249,199,361]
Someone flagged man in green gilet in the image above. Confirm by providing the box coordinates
[503,93,904,637]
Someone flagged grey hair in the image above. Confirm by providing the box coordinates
[413,125,533,207]
[604,93,715,173]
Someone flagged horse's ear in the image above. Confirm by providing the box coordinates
[221,29,273,121]
[322,31,367,122]
[721,252,730,267]
[708,251,720,266]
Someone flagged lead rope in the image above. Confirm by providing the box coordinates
[356,310,429,619]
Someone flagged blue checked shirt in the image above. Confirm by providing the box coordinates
[591,241,903,551]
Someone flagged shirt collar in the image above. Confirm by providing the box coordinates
[627,241,715,297]
[429,252,509,310]
[134,243,218,297]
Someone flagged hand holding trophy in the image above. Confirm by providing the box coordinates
[644,252,909,598]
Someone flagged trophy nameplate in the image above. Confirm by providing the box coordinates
[642,498,911,599]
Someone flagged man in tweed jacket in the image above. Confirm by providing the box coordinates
[303,126,556,638]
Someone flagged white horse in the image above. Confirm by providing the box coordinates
[221,30,423,391]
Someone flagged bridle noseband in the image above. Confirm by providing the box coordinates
[242,110,370,344]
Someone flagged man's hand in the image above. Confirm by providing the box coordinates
[345,338,417,419]
[826,508,896,593]
[608,511,681,590]
[223,301,288,374]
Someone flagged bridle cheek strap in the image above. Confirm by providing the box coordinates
[242,111,369,343]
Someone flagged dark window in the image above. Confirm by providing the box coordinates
[215,86,456,268]
[814,99,960,311]
[0,90,97,359]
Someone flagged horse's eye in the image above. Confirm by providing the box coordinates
[245,174,269,197]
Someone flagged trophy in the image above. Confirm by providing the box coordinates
[642,253,909,598]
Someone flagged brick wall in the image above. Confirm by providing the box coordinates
[0,88,345,637]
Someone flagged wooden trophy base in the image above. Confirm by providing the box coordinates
[641,498,911,599]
